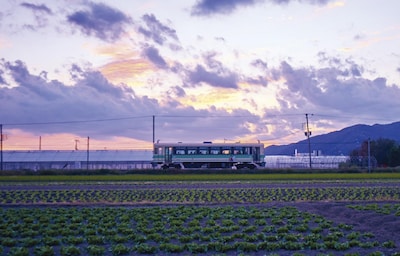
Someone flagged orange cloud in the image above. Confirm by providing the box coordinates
[100,59,155,85]
[180,87,238,111]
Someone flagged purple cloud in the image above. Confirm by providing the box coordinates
[0,60,264,142]
[138,14,179,47]
[67,2,130,41]
[274,60,400,121]
[251,59,268,69]
[20,2,53,30]
[191,0,332,16]
[20,3,52,14]
[143,46,167,68]
[188,65,238,88]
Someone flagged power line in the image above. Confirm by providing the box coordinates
[3,115,153,126]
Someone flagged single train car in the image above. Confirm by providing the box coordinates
[153,142,265,169]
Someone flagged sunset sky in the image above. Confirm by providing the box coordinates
[1,0,399,150]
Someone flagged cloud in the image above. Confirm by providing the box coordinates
[20,2,52,14]
[273,59,400,123]
[67,2,131,41]
[0,60,263,143]
[251,59,268,70]
[142,46,167,69]
[138,14,179,46]
[21,2,53,14]
[246,76,268,86]
[188,65,238,88]
[100,59,154,85]
[0,60,149,137]
[0,73,7,85]
[191,0,332,16]
[19,2,53,30]
[191,0,259,16]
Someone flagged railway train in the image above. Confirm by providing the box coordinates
[153,142,265,169]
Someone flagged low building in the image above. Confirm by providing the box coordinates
[1,150,153,170]
[264,155,349,169]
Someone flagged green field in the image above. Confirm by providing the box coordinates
[1,173,399,255]
[1,172,400,183]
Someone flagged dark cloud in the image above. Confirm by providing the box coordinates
[67,2,130,41]
[138,14,179,46]
[191,0,259,16]
[143,46,167,68]
[20,2,52,14]
[274,60,400,122]
[188,65,238,88]
[191,0,332,16]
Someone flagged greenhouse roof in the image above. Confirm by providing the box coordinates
[2,150,153,162]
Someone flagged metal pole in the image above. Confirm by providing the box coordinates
[305,114,312,169]
[368,138,371,173]
[87,136,89,171]
[152,115,155,144]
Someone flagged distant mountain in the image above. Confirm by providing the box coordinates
[264,121,400,156]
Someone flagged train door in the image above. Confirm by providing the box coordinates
[164,147,173,164]
[253,147,260,162]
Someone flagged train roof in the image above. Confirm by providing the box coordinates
[154,142,264,147]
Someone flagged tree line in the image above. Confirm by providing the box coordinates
[350,138,400,167]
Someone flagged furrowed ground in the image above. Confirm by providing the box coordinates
[0,173,399,256]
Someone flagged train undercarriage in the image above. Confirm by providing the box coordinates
[159,162,259,170]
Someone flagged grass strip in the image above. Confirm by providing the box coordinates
[1,172,400,183]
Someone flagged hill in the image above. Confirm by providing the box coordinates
[264,121,400,156]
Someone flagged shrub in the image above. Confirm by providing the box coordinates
[86,245,105,256]
[60,246,81,256]
[34,246,55,256]
[134,244,157,254]
[160,243,184,253]
[111,244,130,255]
[382,240,396,248]
[8,247,29,256]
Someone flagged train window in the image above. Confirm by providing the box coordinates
[222,148,231,154]
[233,147,243,154]
[210,148,220,154]
[175,147,185,155]
[188,148,197,154]
[199,147,208,154]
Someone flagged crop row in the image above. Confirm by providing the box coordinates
[347,203,400,216]
[0,206,397,255]
[0,186,399,205]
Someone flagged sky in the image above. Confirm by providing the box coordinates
[0,0,400,151]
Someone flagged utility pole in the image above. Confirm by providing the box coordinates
[305,114,312,169]
[87,136,89,171]
[152,115,155,144]
[0,124,3,171]
[368,138,371,173]
[39,136,42,150]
